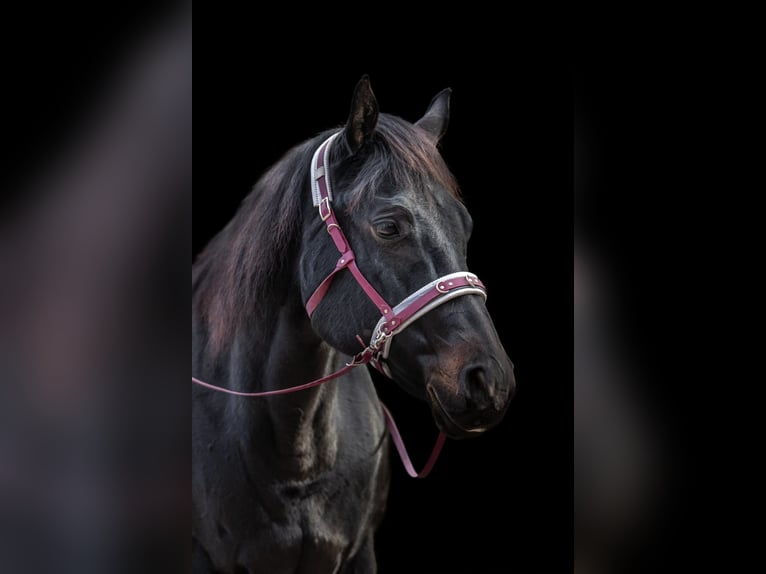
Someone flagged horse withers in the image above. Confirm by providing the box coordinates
[192,76,515,573]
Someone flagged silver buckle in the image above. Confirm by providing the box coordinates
[319,197,331,221]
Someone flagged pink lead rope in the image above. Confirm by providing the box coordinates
[382,404,446,478]
[192,368,444,478]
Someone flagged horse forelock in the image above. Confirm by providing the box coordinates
[341,114,460,212]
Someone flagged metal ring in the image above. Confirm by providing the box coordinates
[326,223,340,234]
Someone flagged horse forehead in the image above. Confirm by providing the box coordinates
[376,184,461,220]
[412,190,468,240]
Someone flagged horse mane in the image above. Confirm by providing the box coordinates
[193,114,460,355]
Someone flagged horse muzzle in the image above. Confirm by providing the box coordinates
[427,358,515,439]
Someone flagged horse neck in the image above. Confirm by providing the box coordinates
[192,139,345,478]
[201,282,342,478]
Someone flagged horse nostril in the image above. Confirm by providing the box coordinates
[462,365,495,409]
[462,362,515,412]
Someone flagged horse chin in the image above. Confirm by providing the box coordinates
[427,384,491,440]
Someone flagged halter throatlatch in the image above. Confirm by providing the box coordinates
[306,132,488,377]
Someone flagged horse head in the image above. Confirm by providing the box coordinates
[300,76,515,439]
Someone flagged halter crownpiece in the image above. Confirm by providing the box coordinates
[311,132,339,208]
[307,132,488,377]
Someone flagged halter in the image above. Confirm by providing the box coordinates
[192,131,489,478]
[306,132,488,377]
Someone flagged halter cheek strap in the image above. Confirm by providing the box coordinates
[306,132,488,376]
[306,132,393,320]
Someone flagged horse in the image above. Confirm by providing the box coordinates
[192,76,516,573]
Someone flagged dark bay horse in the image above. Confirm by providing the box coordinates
[192,76,516,573]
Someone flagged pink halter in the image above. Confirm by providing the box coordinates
[306,132,487,377]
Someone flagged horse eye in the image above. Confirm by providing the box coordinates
[374,220,399,238]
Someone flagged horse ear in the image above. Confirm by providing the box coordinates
[415,88,451,143]
[344,75,379,153]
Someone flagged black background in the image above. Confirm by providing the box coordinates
[195,58,572,572]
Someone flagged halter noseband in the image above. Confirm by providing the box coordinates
[306,131,488,377]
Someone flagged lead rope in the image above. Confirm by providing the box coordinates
[382,405,446,478]
[192,355,446,478]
